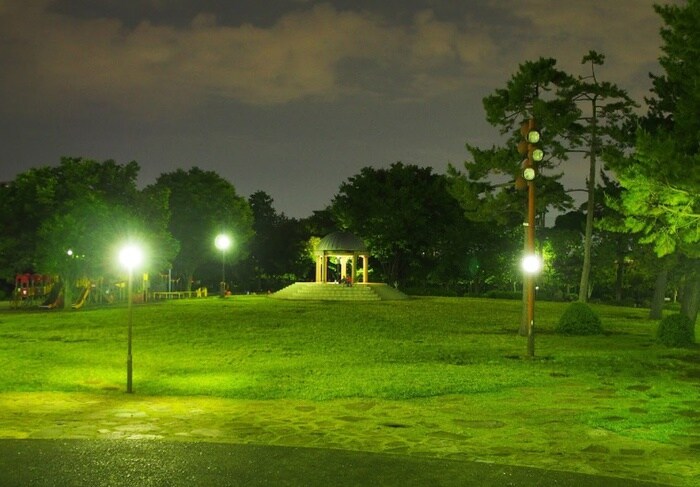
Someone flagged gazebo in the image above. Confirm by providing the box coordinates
[315,231,369,284]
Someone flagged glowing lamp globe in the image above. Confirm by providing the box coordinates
[215,234,232,251]
[119,245,144,270]
[522,254,543,275]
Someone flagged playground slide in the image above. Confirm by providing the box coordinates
[71,287,90,309]
[40,283,63,309]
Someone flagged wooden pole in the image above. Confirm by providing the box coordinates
[526,180,536,357]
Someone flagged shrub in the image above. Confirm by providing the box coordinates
[556,302,603,335]
[656,313,695,348]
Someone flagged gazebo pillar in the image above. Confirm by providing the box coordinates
[339,256,347,280]
[351,253,357,284]
[316,252,329,283]
[323,253,329,283]
[315,254,322,282]
[362,254,368,283]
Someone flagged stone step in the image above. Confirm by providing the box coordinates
[271,283,407,301]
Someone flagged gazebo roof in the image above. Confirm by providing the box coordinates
[317,231,367,252]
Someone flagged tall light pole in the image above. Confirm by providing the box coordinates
[522,252,542,357]
[215,234,232,298]
[119,244,143,394]
[518,118,544,358]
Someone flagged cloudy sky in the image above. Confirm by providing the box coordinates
[0,0,678,218]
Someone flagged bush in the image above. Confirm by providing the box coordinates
[556,302,603,335]
[656,313,695,348]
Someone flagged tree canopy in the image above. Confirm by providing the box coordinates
[0,158,179,307]
[448,58,578,227]
[152,167,254,288]
[605,0,700,324]
[331,162,478,288]
[610,1,700,258]
[242,190,310,291]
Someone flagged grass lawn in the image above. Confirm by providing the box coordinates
[0,296,698,485]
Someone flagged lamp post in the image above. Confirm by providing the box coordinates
[215,234,232,297]
[119,244,143,394]
[517,117,544,358]
[522,252,542,358]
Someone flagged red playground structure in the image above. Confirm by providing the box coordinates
[11,274,58,308]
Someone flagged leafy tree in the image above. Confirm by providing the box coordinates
[152,167,253,290]
[35,197,177,308]
[243,190,310,291]
[465,224,523,295]
[331,162,469,288]
[607,1,700,324]
[0,158,178,308]
[298,208,341,282]
[302,209,339,238]
[34,199,105,308]
[0,166,59,276]
[541,211,585,300]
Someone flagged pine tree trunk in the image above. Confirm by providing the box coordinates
[578,201,595,302]
[578,100,598,303]
[680,259,700,326]
[649,262,669,320]
[614,250,625,302]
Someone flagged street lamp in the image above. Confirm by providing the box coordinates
[119,244,143,394]
[521,254,543,275]
[522,253,542,358]
[517,118,544,358]
[215,234,232,297]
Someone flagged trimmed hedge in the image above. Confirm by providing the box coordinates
[656,313,695,348]
[556,302,603,335]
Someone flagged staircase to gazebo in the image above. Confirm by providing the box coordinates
[271,282,408,301]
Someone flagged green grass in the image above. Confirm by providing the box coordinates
[1,296,699,441]
[0,296,696,400]
[2,295,700,485]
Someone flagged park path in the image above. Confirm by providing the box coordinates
[0,388,698,486]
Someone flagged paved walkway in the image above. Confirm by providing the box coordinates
[0,392,696,486]
[0,439,672,486]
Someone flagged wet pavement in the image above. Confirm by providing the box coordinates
[0,391,697,486]
[0,439,673,486]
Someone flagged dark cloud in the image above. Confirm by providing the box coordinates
[0,0,680,217]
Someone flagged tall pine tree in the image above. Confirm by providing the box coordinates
[608,1,700,324]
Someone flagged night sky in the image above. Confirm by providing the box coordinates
[0,1,677,218]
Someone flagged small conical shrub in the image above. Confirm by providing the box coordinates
[656,313,695,348]
[556,302,603,335]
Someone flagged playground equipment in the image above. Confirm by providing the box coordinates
[11,274,56,308]
[12,274,94,309]
[71,286,90,309]
[40,281,63,309]
[11,271,208,309]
